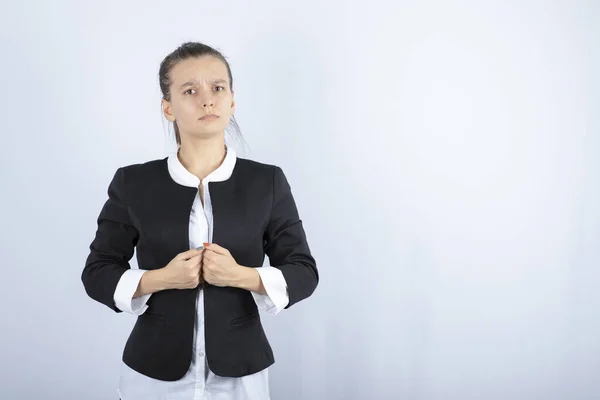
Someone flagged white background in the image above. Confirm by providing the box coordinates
[0,1,598,399]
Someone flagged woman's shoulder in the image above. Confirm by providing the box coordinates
[234,156,288,183]
[235,156,277,172]
[118,156,164,171]
[114,157,169,185]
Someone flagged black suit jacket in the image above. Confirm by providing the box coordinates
[81,156,318,381]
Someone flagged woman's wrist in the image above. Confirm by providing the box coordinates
[134,268,170,298]
[232,265,267,295]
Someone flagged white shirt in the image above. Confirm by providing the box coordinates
[113,146,289,400]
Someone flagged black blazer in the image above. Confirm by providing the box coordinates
[81,156,318,381]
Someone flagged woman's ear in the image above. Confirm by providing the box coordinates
[162,98,175,122]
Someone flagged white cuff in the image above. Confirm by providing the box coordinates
[114,269,151,315]
[251,266,289,314]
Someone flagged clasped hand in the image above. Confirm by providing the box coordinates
[163,243,243,290]
[200,242,243,287]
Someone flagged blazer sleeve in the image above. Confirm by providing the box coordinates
[81,167,140,313]
[264,166,319,309]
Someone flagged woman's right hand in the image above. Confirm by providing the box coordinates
[161,248,205,290]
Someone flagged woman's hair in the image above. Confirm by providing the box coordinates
[158,42,244,149]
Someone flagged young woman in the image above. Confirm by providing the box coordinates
[81,42,319,400]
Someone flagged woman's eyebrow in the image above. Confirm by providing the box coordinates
[179,78,228,89]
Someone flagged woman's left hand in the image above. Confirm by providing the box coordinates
[201,243,244,287]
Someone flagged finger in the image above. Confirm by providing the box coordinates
[181,254,202,266]
[177,248,203,260]
[204,254,221,267]
[202,250,216,262]
[187,253,202,261]
[204,243,229,256]
[185,254,202,267]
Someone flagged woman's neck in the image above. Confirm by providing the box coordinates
[177,136,227,182]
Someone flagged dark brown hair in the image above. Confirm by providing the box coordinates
[158,42,243,148]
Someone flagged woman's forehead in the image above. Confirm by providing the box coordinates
[170,57,229,86]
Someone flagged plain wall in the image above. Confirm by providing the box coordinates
[0,1,598,399]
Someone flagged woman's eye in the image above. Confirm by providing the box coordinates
[185,89,196,95]
[215,86,225,92]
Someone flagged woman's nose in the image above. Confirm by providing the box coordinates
[199,93,214,107]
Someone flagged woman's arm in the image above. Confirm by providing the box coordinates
[82,167,139,313]
[262,166,319,309]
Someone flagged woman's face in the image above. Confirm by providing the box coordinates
[162,55,235,141]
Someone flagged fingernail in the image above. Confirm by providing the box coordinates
[203,242,210,247]
[196,246,204,250]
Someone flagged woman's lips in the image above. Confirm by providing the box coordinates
[199,114,219,121]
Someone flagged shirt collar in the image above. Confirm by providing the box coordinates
[167,145,237,188]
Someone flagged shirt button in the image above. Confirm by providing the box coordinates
[199,351,205,357]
